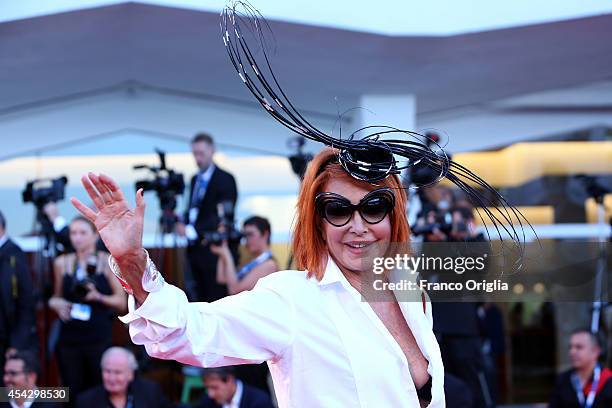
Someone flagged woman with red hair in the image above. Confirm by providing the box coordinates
[72,147,445,407]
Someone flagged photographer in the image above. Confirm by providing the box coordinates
[48,216,126,405]
[413,184,456,242]
[176,133,238,302]
[212,216,278,295]
[211,216,278,394]
[414,187,492,407]
[448,206,486,243]
[41,202,73,253]
[437,204,492,407]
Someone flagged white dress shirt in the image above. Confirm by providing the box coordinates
[186,163,216,240]
[120,257,445,407]
[0,232,8,249]
[223,379,243,408]
[9,398,34,408]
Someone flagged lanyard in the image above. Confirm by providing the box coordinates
[236,251,273,280]
[572,364,601,408]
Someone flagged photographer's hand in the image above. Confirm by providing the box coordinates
[84,282,103,303]
[210,243,223,256]
[175,222,186,237]
[212,239,234,288]
[49,298,72,322]
[210,238,230,256]
[71,173,149,304]
[42,202,60,222]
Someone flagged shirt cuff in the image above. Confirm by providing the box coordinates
[119,283,187,327]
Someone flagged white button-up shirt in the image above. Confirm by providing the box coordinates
[223,379,243,408]
[120,257,445,407]
[0,233,8,249]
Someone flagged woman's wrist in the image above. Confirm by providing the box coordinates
[110,248,159,305]
[221,246,233,260]
[113,248,147,295]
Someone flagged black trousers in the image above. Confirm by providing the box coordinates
[56,341,109,407]
[187,246,228,303]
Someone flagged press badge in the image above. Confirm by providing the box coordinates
[71,303,92,321]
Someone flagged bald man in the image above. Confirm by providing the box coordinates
[76,347,173,408]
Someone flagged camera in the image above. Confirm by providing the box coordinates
[412,208,453,237]
[22,176,68,209]
[201,200,243,246]
[71,255,98,301]
[134,149,185,231]
[287,136,313,180]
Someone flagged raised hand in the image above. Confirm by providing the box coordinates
[71,173,149,302]
[71,173,145,259]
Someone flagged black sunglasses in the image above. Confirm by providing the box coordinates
[315,188,395,227]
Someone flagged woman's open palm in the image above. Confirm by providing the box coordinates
[71,173,145,259]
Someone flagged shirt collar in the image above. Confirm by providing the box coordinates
[317,256,341,286]
[223,379,243,408]
[317,256,357,292]
[9,392,35,408]
[199,163,216,180]
[0,233,8,249]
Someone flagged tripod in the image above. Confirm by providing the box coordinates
[153,206,180,280]
[31,208,58,384]
[589,187,611,334]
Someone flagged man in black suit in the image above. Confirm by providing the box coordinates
[195,367,274,408]
[176,133,238,302]
[549,329,612,408]
[1,350,60,408]
[76,347,173,408]
[0,211,36,374]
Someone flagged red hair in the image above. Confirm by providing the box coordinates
[292,148,410,280]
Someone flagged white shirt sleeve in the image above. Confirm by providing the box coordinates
[119,277,295,367]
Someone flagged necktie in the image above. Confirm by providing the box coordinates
[191,173,209,207]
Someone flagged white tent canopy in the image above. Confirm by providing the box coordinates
[1,2,612,160]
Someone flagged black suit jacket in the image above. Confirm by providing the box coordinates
[194,382,274,408]
[185,165,238,236]
[76,378,174,408]
[0,400,61,408]
[549,368,612,408]
[0,238,36,349]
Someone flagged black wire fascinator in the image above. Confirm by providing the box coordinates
[220,1,533,254]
